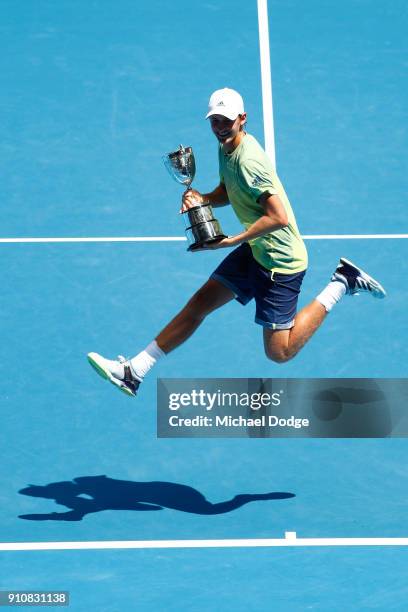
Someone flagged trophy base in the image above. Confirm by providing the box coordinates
[187,235,227,252]
[185,219,226,252]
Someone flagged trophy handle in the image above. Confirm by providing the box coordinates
[183,179,193,193]
[182,184,203,209]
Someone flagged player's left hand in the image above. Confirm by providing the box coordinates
[203,237,236,249]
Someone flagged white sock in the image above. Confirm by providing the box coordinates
[130,340,165,380]
[316,281,346,313]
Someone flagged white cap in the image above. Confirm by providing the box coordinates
[205,88,245,121]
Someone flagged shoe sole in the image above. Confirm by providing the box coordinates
[340,257,386,298]
[87,353,136,397]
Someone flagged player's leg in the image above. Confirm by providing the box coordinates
[88,244,253,395]
[157,243,255,354]
[87,278,235,396]
[155,278,235,353]
[263,299,326,362]
[263,258,386,363]
[87,244,253,396]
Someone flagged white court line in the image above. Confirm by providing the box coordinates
[302,234,408,240]
[1,533,408,551]
[0,235,406,244]
[0,237,186,244]
[257,0,276,167]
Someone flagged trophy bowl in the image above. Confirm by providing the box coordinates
[163,145,227,251]
[163,146,196,189]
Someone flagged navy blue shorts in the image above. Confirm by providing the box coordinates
[210,243,306,330]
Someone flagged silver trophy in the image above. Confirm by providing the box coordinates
[163,145,226,251]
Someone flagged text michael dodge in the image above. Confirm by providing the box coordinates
[168,415,309,429]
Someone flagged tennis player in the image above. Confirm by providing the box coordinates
[88,88,386,396]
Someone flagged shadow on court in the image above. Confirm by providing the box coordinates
[18,475,295,521]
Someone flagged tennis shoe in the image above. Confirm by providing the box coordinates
[87,352,141,397]
[331,258,386,298]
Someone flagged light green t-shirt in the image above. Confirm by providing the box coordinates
[218,133,308,274]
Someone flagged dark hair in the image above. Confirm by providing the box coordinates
[238,114,247,131]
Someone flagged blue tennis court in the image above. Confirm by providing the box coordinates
[1,0,407,610]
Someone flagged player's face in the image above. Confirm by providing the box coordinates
[209,114,246,146]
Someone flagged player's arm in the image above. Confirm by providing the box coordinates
[202,182,229,208]
[180,183,229,213]
[248,192,289,239]
[207,192,288,249]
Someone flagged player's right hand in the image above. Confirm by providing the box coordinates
[180,189,204,213]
